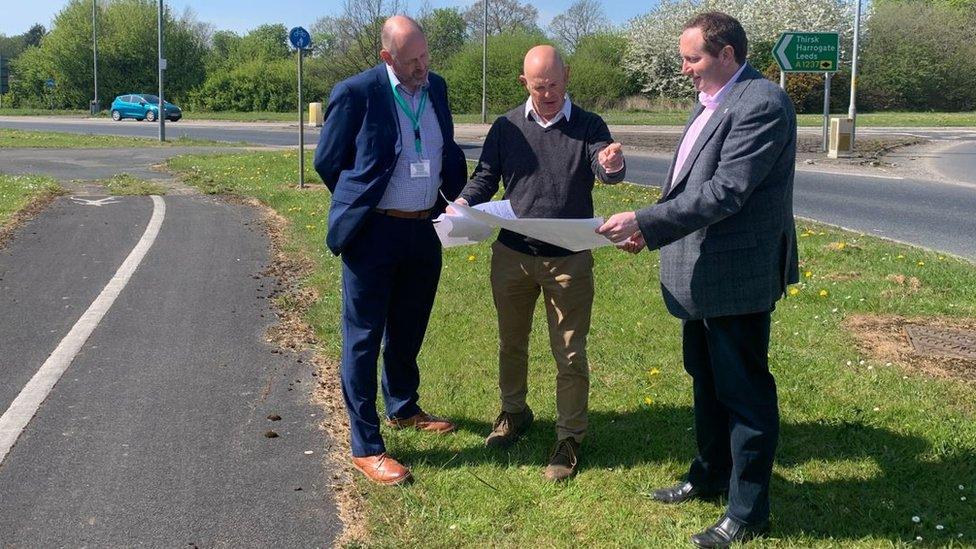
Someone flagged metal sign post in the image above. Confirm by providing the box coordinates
[774,31,840,153]
[157,0,165,142]
[289,26,311,189]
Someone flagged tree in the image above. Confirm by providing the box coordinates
[8,0,207,109]
[441,30,551,114]
[463,0,540,39]
[859,1,976,111]
[418,7,467,69]
[309,0,404,77]
[548,0,610,53]
[23,24,47,48]
[624,0,855,102]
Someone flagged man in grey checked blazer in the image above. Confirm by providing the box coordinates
[598,11,798,548]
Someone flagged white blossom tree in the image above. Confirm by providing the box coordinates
[624,0,857,99]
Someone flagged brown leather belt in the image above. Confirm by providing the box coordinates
[373,207,433,219]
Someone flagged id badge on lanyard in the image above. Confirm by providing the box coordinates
[392,83,432,179]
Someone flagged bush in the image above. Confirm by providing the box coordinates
[567,33,641,110]
[441,31,553,114]
[190,59,297,112]
[859,1,976,111]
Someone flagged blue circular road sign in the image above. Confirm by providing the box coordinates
[289,27,311,50]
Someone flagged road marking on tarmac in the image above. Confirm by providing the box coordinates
[795,168,904,180]
[0,195,166,466]
[70,196,121,207]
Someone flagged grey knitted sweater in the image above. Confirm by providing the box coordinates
[459,103,625,256]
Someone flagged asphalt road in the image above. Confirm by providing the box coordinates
[460,145,976,261]
[0,195,339,546]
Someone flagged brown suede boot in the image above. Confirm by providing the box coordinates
[544,438,580,482]
[484,407,534,448]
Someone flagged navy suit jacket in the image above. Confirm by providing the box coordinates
[314,64,467,255]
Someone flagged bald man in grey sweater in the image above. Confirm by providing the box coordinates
[455,45,625,482]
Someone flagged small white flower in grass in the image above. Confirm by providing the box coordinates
[873,407,881,412]
[859,360,866,365]
[847,361,852,366]
[886,362,893,367]
[867,365,874,370]
[962,496,967,501]
[960,485,966,490]
[832,308,838,313]
[449,524,457,530]
[912,516,921,523]
[936,525,944,530]
[916,536,923,541]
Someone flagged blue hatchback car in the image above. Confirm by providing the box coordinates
[110,94,182,122]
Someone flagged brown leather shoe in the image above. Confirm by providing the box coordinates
[385,410,456,434]
[485,407,534,448]
[351,453,412,486]
[544,438,580,482]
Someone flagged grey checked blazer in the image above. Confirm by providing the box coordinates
[636,65,800,320]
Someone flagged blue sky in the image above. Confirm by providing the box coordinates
[1,1,655,37]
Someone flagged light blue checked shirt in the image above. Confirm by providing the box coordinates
[376,64,444,211]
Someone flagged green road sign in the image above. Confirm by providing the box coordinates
[773,32,839,73]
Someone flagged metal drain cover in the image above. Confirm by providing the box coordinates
[906,326,976,360]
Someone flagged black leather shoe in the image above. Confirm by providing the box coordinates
[651,481,727,504]
[691,515,770,548]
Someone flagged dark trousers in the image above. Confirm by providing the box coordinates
[340,213,441,457]
[682,310,779,525]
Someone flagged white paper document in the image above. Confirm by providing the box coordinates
[435,200,613,252]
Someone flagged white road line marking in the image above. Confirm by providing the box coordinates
[795,168,904,180]
[0,195,166,466]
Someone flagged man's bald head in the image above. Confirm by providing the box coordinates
[519,45,570,123]
[380,15,429,92]
[381,15,424,56]
[522,45,565,78]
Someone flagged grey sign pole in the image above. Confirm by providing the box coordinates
[298,46,305,189]
[848,0,862,148]
[92,0,99,115]
[822,72,832,152]
[157,0,165,142]
[289,26,311,189]
[481,0,487,124]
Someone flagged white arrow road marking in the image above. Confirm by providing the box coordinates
[0,195,166,466]
[70,196,121,207]
[776,34,794,70]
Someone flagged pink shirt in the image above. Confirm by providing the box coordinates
[670,64,747,185]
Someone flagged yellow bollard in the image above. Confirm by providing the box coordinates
[828,118,853,158]
[308,102,324,127]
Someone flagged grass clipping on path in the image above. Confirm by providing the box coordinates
[0,174,63,248]
[99,173,167,196]
[169,151,976,548]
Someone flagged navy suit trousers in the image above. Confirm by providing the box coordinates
[340,212,442,457]
[682,310,779,525]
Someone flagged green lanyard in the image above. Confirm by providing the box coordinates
[391,83,428,155]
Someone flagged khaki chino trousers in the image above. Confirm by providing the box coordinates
[490,241,593,442]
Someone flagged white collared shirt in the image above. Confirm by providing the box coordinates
[524,95,572,128]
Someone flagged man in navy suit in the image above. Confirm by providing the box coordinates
[598,12,798,548]
[313,15,467,486]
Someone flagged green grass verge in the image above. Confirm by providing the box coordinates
[0,128,233,148]
[0,174,62,227]
[0,107,95,117]
[99,173,166,196]
[168,151,976,547]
